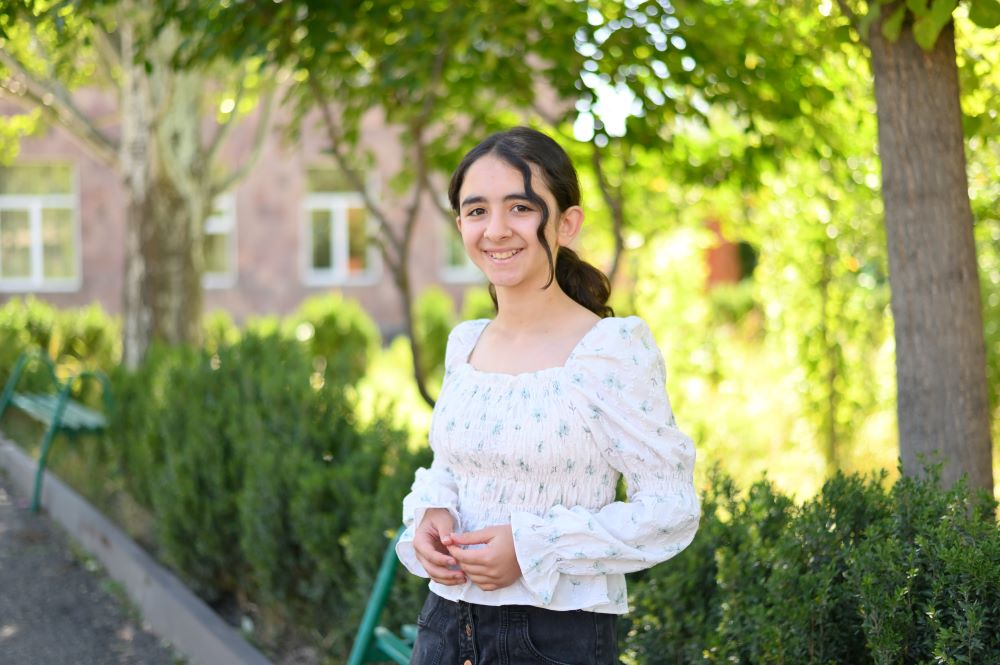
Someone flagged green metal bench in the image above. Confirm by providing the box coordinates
[347,529,418,665]
[0,350,112,512]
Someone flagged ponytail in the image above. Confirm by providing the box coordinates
[486,247,614,318]
[554,246,614,318]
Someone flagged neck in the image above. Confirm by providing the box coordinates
[492,279,578,332]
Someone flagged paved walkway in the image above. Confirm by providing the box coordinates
[0,468,182,665]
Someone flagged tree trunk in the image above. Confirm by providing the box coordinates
[142,169,203,347]
[870,15,993,491]
[120,15,205,364]
[120,11,154,369]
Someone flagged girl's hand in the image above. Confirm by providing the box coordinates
[445,525,522,591]
[414,509,466,585]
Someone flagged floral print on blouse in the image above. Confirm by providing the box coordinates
[396,316,700,614]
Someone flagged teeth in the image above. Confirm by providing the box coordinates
[487,249,520,259]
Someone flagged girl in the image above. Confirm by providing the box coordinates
[396,127,700,665]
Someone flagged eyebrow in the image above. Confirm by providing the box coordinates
[460,193,530,208]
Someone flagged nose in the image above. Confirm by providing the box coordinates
[484,212,512,241]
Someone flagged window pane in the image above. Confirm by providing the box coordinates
[0,209,31,278]
[311,209,332,270]
[307,168,354,193]
[0,164,74,195]
[41,208,76,279]
[347,206,368,275]
[204,232,229,274]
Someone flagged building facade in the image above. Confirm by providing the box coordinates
[0,91,483,336]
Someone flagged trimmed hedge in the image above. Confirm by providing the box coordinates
[105,329,430,655]
[624,468,999,665]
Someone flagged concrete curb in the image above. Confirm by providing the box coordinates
[0,437,274,665]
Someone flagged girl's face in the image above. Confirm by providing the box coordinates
[455,155,581,292]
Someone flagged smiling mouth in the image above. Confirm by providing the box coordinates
[484,249,523,260]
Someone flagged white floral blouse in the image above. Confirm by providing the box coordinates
[396,315,700,614]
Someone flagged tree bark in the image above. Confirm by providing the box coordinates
[142,170,203,347]
[870,14,993,491]
[120,11,154,368]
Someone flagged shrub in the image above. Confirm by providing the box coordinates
[413,287,457,381]
[102,327,429,655]
[461,286,495,321]
[203,309,240,352]
[0,297,118,395]
[850,473,1000,664]
[150,339,259,601]
[622,468,999,665]
[285,294,380,387]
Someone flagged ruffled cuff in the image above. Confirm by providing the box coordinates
[510,510,562,606]
[396,505,461,578]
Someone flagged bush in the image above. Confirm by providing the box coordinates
[461,286,495,321]
[285,294,380,387]
[623,468,999,664]
[413,287,457,381]
[203,309,240,352]
[101,328,429,656]
[0,297,118,395]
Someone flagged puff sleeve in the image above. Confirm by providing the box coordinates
[509,317,700,605]
[394,320,486,577]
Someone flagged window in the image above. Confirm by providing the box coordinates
[441,221,483,283]
[302,168,379,285]
[0,164,79,291]
[203,194,236,288]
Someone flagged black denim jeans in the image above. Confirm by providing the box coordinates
[409,591,618,665]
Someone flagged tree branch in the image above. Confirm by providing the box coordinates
[211,82,277,195]
[590,143,626,284]
[308,74,403,275]
[0,49,119,167]
[205,70,248,166]
[402,44,449,247]
[92,26,122,87]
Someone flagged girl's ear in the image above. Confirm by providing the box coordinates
[556,206,584,247]
[455,214,462,232]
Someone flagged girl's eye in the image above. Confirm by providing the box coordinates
[512,204,533,213]
[465,207,486,217]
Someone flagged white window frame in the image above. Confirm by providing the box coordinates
[202,193,237,289]
[0,191,81,293]
[301,191,381,286]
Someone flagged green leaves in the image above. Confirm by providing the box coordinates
[625,468,1000,664]
[969,0,1000,27]
[912,0,958,49]
[882,3,908,41]
[876,0,975,49]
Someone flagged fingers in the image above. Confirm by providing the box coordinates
[428,565,467,586]
[417,545,457,570]
[414,530,466,585]
[446,543,491,568]
[416,551,466,585]
[447,527,496,546]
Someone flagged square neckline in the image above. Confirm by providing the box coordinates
[461,316,613,378]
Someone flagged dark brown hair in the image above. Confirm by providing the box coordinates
[448,127,613,318]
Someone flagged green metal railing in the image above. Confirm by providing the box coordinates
[347,529,416,665]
